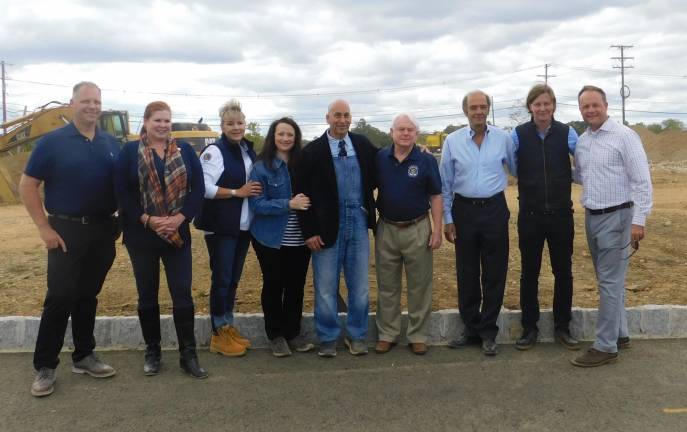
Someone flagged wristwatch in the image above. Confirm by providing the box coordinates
[230,189,237,197]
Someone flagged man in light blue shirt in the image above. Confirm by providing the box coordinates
[440,90,517,356]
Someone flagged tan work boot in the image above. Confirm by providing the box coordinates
[209,326,246,357]
[227,326,252,349]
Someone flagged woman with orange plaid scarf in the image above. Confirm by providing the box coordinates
[114,101,207,378]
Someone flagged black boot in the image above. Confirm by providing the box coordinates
[138,306,162,376]
[173,307,208,379]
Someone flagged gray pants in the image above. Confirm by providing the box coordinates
[585,207,632,353]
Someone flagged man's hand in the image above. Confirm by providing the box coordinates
[39,224,67,252]
[631,224,645,249]
[237,181,262,198]
[305,235,325,252]
[428,230,442,250]
[443,223,456,244]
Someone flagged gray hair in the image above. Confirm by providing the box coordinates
[462,90,491,113]
[219,99,245,120]
[72,81,100,97]
[327,99,350,113]
[391,112,420,130]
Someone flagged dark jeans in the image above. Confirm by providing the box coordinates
[452,193,510,341]
[205,231,251,330]
[125,243,195,311]
[33,217,117,370]
[518,210,574,332]
[252,238,311,340]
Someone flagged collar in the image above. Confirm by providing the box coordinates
[66,122,102,139]
[326,130,349,142]
[469,126,490,137]
[387,143,419,162]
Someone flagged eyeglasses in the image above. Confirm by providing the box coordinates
[621,240,639,260]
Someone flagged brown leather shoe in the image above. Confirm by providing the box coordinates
[375,340,396,354]
[570,348,618,367]
[617,337,631,349]
[410,342,428,355]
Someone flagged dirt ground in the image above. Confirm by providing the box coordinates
[1,168,685,316]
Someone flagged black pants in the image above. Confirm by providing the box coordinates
[125,243,195,311]
[33,217,117,370]
[452,193,510,341]
[518,210,574,332]
[252,238,311,340]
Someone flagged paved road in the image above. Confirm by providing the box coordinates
[2,340,686,431]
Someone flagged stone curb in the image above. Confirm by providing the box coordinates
[2,305,686,352]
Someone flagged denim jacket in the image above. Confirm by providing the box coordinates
[249,158,293,248]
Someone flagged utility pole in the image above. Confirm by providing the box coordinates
[1,60,6,133]
[490,96,495,126]
[537,63,556,85]
[611,45,634,125]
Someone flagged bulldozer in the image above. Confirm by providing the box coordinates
[0,102,218,203]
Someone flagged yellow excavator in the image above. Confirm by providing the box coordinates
[0,102,218,203]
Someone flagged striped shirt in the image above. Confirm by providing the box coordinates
[281,210,305,246]
[574,118,652,226]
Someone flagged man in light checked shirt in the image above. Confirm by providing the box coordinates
[571,85,653,367]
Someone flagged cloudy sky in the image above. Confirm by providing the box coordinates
[2,0,687,138]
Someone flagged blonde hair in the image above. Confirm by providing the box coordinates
[219,99,245,121]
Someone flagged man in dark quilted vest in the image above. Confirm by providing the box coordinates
[511,84,580,351]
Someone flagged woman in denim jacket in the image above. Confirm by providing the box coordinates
[249,117,314,357]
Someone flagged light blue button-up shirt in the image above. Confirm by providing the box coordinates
[440,124,517,224]
[327,130,355,157]
[510,125,578,154]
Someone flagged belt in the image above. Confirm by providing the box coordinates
[587,201,633,215]
[381,213,428,228]
[521,208,573,216]
[454,192,503,207]
[50,213,115,224]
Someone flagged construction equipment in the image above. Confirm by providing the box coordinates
[422,132,447,153]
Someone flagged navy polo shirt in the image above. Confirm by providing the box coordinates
[24,122,120,216]
[375,144,442,221]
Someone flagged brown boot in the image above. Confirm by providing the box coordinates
[570,348,617,367]
[227,326,252,349]
[210,326,246,357]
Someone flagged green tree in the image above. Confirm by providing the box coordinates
[566,121,587,136]
[647,123,663,134]
[661,118,685,131]
[350,118,392,148]
[245,121,265,153]
[443,124,464,134]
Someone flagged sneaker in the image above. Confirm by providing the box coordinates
[227,326,251,349]
[482,339,498,356]
[72,354,116,378]
[210,326,246,357]
[515,330,538,351]
[287,335,315,353]
[617,337,631,349]
[447,333,481,349]
[571,348,618,367]
[554,329,581,351]
[31,367,56,397]
[270,337,292,358]
[344,338,368,356]
[317,341,337,358]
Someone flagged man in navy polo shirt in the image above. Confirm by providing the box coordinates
[374,113,443,355]
[20,81,120,397]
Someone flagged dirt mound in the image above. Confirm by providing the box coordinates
[632,126,687,163]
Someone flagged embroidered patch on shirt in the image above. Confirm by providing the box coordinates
[408,165,419,177]
[202,152,212,161]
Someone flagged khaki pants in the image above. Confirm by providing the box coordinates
[375,217,433,343]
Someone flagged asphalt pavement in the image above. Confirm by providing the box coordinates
[2,339,686,431]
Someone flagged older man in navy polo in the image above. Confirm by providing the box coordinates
[374,113,443,355]
[20,82,120,397]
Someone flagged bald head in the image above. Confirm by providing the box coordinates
[326,99,352,139]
